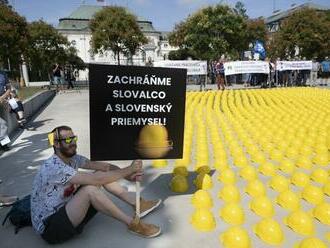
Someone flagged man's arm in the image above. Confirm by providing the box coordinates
[0,89,10,103]
[70,160,142,186]
[80,160,119,172]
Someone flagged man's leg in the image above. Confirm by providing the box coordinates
[65,185,161,238]
[103,182,162,217]
[66,185,132,227]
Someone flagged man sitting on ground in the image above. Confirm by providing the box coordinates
[31,125,161,244]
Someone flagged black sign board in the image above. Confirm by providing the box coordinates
[89,64,186,161]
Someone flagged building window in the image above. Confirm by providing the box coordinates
[164,44,168,48]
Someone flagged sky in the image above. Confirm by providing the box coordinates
[11,0,330,31]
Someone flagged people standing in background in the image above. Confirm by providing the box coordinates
[64,65,75,90]
[52,63,63,92]
[215,59,225,90]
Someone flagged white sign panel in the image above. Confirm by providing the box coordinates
[224,61,270,75]
[154,60,207,75]
[276,61,313,71]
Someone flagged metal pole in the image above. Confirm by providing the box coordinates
[135,181,140,218]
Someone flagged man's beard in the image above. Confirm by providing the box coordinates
[60,144,77,158]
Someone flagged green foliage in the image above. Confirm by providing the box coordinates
[268,8,330,61]
[0,4,28,74]
[27,20,85,81]
[90,6,147,65]
[234,1,248,19]
[168,4,251,61]
[246,18,267,45]
[168,49,197,60]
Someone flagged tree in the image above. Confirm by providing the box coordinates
[0,0,10,7]
[246,18,267,45]
[0,4,28,76]
[27,20,84,81]
[234,1,248,19]
[90,6,147,65]
[168,49,197,60]
[168,4,247,61]
[268,8,330,61]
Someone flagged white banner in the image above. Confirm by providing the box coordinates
[224,61,270,75]
[276,61,313,71]
[154,60,207,75]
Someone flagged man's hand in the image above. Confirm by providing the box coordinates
[126,160,143,182]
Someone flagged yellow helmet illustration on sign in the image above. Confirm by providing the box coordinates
[136,124,173,158]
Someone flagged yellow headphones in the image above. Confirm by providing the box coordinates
[48,128,60,146]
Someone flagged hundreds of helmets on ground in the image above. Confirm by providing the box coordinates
[153,87,330,248]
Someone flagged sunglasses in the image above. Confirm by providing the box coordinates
[56,136,78,144]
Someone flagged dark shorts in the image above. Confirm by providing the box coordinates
[41,204,97,244]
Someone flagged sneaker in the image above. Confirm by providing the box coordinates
[128,216,161,238]
[138,198,162,218]
[0,145,10,151]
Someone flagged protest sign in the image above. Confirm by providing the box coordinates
[154,60,207,75]
[224,61,270,75]
[89,64,186,160]
[276,61,313,71]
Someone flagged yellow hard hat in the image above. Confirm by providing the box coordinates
[270,149,284,161]
[191,190,213,209]
[173,166,188,177]
[253,218,284,245]
[220,226,251,248]
[219,203,245,225]
[194,173,213,190]
[258,162,276,176]
[310,168,328,184]
[190,209,216,232]
[152,159,167,168]
[170,175,189,193]
[251,151,267,164]
[279,159,295,174]
[249,196,274,218]
[218,184,241,203]
[195,165,211,175]
[239,166,257,181]
[291,171,310,188]
[245,180,266,197]
[268,175,290,192]
[174,158,190,167]
[213,159,229,171]
[294,237,327,248]
[233,154,249,168]
[284,210,315,236]
[313,152,329,166]
[313,202,330,225]
[302,184,325,205]
[276,190,300,211]
[295,156,312,169]
[323,181,330,196]
[217,169,236,184]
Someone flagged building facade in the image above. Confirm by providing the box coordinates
[56,5,177,80]
[265,2,329,35]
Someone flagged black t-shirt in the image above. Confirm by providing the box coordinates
[53,66,61,77]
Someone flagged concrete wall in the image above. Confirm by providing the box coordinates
[0,90,56,135]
